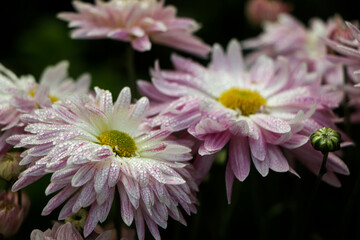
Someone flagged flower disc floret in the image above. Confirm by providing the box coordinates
[218,88,266,116]
[29,89,59,104]
[98,130,137,157]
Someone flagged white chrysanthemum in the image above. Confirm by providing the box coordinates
[0,61,90,154]
[8,87,197,240]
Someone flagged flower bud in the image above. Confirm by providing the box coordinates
[0,152,25,182]
[310,127,341,154]
[245,0,292,27]
[0,191,30,238]
[65,209,88,233]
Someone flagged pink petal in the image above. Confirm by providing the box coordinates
[132,35,152,51]
[249,125,266,161]
[84,204,100,237]
[128,97,149,121]
[94,162,110,193]
[107,29,131,41]
[71,164,96,187]
[281,134,309,149]
[227,39,245,77]
[267,145,289,172]
[135,210,145,240]
[251,114,291,134]
[42,186,77,216]
[200,131,232,155]
[253,156,269,177]
[225,161,235,204]
[118,185,134,226]
[229,136,250,181]
[193,153,216,184]
[143,215,161,240]
[55,223,83,240]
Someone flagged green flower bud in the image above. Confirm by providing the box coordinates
[0,153,25,182]
[65,209,88,233]
[310,127,341,154]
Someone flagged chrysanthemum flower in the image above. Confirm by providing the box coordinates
[8,87,198,240]
[30,222,112,240]
[138,39,349,201]
[0,191,30,238]
[242,14,344,85]
[0,61,90,155]
[326,20,360,86]
[325,19,360,122]
[58,0,211,57]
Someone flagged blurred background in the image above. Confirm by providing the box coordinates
[1,0,360,239]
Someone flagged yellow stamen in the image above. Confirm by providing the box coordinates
[218,88,266,116]
[29,89,59,104]
[98,130,137,157]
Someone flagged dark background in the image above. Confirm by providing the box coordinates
[1,0,360,239]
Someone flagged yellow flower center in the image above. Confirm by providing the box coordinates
[29,89,59,104]
[0,200,15,211]
[218,88,266,116]
[98,130,137,157]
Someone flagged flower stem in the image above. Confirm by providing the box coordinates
[310,151,329,203]
[315,151,329,188]
[125,45,139,99]
[304,151,329,238]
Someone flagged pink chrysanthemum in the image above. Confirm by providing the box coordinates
[138,39,349,201]
[30,222,112,240]
[326,21,360,86]
[243,14,344,86]
[325,19,360,122]
[58,0,211,57]
[8,87,198,240]
[0,61,90,155]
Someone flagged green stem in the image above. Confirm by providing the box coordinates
[305,151,329,238]
[311,151,329,202]
[125,45,139,99]
[317,152,329,183]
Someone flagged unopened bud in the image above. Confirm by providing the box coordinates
[310,127,341,154]
[0,152,25,182]
[0,191,30,238]
[65,209,88,233]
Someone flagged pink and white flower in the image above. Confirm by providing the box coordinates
[325,19,360,122]
[8,87,198,240]
[30,222,112,240]
[0,61,90,155]
[139,39,349,201]
[58,0,211,57]
[242,14,344,86]
[326,20,360,86]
